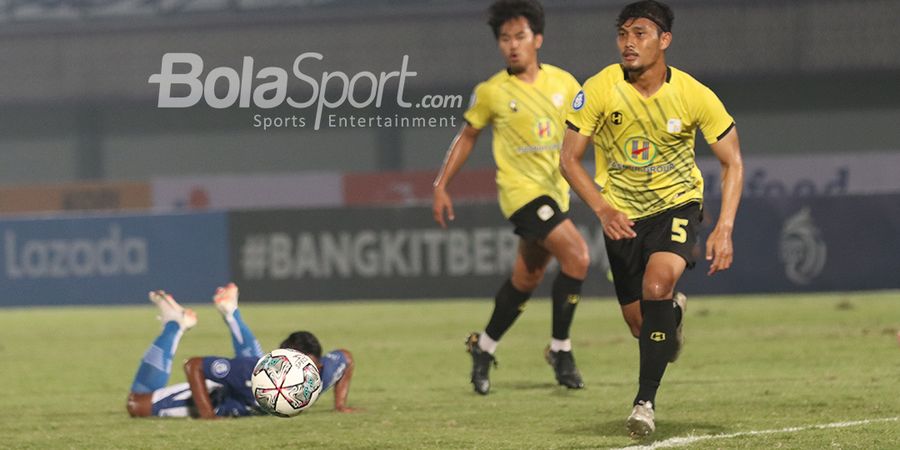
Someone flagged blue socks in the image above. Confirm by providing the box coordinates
[130,321,183,393]
[224,309,263,359]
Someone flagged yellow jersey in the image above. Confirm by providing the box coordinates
[464,64,581,218]
[567,64,734,219]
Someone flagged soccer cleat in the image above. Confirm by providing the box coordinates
[465,332,497,395]
[626,401,656,438]
[544,346,585,389]
[670,292,687,362]
[213,282,240,317]
[149,290,197,330]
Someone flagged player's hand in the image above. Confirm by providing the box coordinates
[597,207,636,240]
[432,187,455,228]
[706,225,734,275]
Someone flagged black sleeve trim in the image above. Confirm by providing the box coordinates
[566,120,581,133]
[715,122,735,142]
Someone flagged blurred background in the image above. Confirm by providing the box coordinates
[0,0,898,305]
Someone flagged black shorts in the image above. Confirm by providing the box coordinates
[605,202,702,305]
[508,195,568,241]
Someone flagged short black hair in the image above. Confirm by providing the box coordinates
[280,331,322,359]
[488,0,545,39]
[617,0,674,34]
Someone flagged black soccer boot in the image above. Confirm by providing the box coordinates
[544,346,585,389]
[466,332,497,395]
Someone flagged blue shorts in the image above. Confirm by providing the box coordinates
[150,381,216,417]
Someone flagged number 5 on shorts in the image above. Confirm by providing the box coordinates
[671,218,689,243]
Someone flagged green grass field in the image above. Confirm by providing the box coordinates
[2,291,898,449]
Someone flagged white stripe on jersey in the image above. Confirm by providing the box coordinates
[151,380,224,417]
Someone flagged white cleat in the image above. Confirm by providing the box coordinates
[149,290,197,330]
[670,292,687,362]
[213,282,239,317]
[626,401,656,438]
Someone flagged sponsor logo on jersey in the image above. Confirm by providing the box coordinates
[552,93,564,108]
[624,137,659,167]
[534,117,554,141]
[650,331,666,342]
[509,100,518,112]
[572,90,585,110]
[211,359,231,378]
[611,111,624,125]
[667,118,682,133]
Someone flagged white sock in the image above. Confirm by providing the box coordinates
[550,338,571,352]
[478,333,498,354]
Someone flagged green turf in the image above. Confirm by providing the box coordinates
[2,291,898,449]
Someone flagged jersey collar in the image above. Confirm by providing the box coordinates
[506,63,543,76]
[620,65,672,83]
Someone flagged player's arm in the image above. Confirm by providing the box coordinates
[432,124,482,228]
[184,357,219,420]
[706,126,744,275]
[332,349,356,413]
[559,127,636,240]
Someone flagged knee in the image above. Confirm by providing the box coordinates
[512,270,544,293]
[642,278,675,300]
[126,393,152,418]
[561,249,590,279]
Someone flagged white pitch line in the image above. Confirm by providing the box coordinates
[615,416,900,450]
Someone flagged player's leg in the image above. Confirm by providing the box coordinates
[467,238,551,394]
[214,282,263,359]
[628,252,685,435]
[604,222,663,436]
[628,203,700,436]
[633,251,686,402]
[127,291,197,417]
[497,238,550,335]
[539,218,590,388]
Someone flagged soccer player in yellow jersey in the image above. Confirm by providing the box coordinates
[432,0,590,395]
[559,0,744,437]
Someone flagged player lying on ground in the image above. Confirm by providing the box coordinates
[125,283,355,418]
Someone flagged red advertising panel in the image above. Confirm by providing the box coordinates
[344,168,496,206]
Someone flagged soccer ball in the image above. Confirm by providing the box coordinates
[251,348,323,417]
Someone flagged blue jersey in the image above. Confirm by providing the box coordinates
[151,350,349,418]
[200,355,260,417]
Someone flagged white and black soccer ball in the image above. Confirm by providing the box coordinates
[251,348,323,417]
